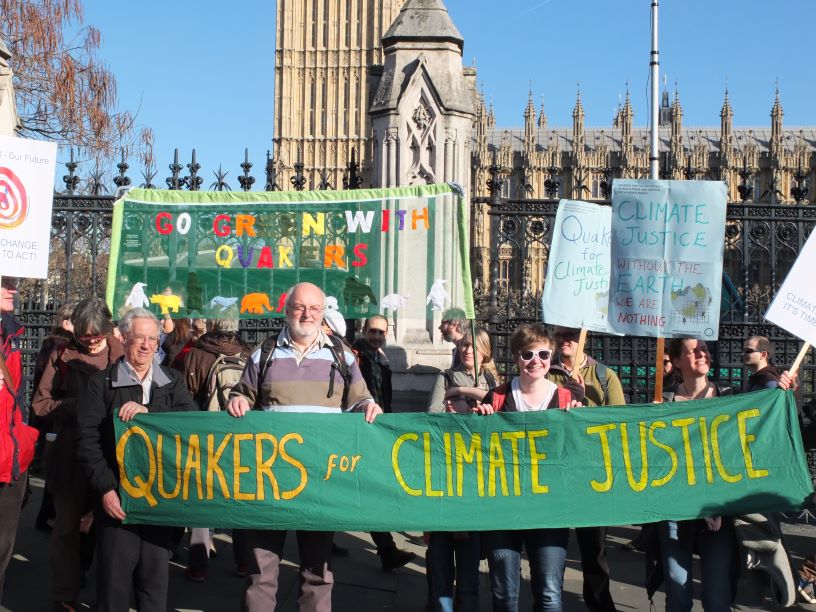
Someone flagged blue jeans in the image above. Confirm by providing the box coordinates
[428,532,481,612]
[658,520,733,612]
[486,528,568,612]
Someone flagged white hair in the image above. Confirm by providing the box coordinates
[118,307,160,336]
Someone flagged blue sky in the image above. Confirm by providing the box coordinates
[78,0,814,185]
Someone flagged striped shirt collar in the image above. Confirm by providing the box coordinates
[278,326,331,363]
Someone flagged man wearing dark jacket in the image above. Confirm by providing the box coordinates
[77,308,197,612]
[548,326,625,612]
[744,335,781,392]
[351,315,414,571]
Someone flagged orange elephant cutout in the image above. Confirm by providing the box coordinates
[240,292,273,314]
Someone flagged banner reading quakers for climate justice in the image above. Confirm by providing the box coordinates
[609,180,727,339]
[0,135,57,278]
[114,390,812,531]
[541,200,614,333]
[105,184,474,320]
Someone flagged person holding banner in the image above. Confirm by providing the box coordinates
[426,326,498,612]
[32,297,124,611]
[0,276,38,605]
[547,326,624,612]
[226,282,382,612]
[77,308,198,612]
[654,337,735,612]
[473,323,583,612]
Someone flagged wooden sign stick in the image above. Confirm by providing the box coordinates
[571,328,588,381]
[653,337,665,403]
[789,342,812,379]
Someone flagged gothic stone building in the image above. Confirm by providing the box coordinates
[273,0,815,297]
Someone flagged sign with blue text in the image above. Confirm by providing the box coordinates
[542,200,614,332]
[609,180,727,339]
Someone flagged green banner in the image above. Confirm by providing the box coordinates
[114,390,813,531]
[106,184,474,319]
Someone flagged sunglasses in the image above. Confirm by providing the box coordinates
[519,349,552,362]
[743,348,763,354]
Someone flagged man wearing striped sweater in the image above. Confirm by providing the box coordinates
[227,282,382,612]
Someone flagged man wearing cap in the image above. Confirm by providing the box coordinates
[227,282,382,612]
[547,326,625,612]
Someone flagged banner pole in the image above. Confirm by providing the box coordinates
[789,342,812,379]
[653,337,665,403]
[471,319,480,383]
[572,328,588,381]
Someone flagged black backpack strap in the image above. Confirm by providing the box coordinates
[325,335,351,410]
[594,362,610,405]
[255,334,279,408]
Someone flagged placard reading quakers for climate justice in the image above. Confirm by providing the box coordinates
[0,135,57,278]
[541,200,614,332]
[114,390,811,531]
[609,179,727,339]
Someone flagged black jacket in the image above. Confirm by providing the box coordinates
[77,357,197,497]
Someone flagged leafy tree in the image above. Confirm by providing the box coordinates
[1,0,138,159]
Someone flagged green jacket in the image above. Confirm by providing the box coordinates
[547,355,626,407]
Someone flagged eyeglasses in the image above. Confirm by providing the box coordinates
[77,334,106,344]
[743,348,763,355]
[519,349,552,362]
[130,335,159,346]
[288,305,324,316]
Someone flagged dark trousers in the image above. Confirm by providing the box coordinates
[242,529,333,612]
[50,474,93,602]
[0,477,27,603]
[371,531,396,554]
[575,526,617,612]
[95,519,173,612]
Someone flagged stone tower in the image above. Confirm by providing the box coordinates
[368,0,477,192]
[273,0,405,189]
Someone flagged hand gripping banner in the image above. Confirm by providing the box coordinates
[105,184,474,320]
[114,390,813,531]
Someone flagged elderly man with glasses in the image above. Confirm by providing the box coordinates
[227,282,382,612]
[77,307,197,612]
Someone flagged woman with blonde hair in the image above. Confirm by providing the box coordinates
[426,326,497,611]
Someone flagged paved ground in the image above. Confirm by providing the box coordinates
[4,477,816,611]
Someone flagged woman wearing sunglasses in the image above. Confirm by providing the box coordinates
[426,326,498,612]
[31,298,124,612]
[473,323,583,612]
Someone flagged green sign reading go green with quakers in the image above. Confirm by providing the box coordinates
[114,389,813,531]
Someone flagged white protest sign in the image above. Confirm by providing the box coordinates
[609,179,727,339]
[541,200,614,332]
[765,229,816,347]
[0,135,57,278]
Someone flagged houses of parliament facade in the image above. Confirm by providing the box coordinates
[274,0,814,294]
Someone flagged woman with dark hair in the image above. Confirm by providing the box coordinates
[656,337,734,612]
[473,323,582,612]
[32,297,124,611]
[30,302,75,532]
